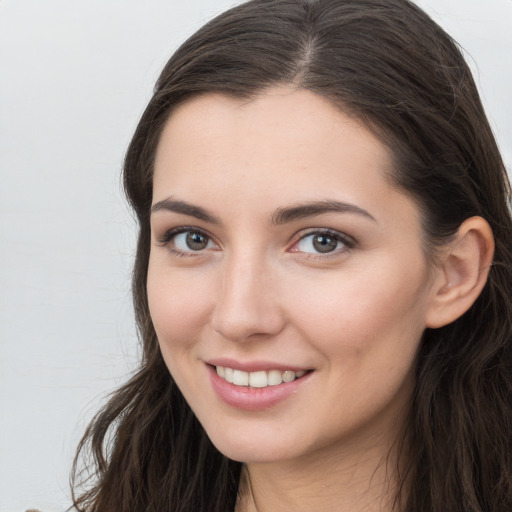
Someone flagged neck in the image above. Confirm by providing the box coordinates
[235,430,408,512]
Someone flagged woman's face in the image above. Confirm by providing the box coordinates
[148,87,439,464]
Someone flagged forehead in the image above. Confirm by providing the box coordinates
[152,87,419,230]
[155,88,390,183]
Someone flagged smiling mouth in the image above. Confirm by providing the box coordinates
[215,366,309,388]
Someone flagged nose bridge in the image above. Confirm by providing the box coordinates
[212,246,284,341]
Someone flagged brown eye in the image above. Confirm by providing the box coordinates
[312,234,338,253]
[293,229,353,256]
[185,231,209,251]
[160,229,216,253]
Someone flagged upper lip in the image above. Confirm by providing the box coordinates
[205,358,311,373]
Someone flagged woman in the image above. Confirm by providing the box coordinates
[72,0,512,511]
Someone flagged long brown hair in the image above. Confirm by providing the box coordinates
[72,1,512,510]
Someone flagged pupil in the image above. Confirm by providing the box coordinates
[186,232,208,250]
[313,235,337,253]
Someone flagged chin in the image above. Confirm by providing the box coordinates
[204,425,301,464]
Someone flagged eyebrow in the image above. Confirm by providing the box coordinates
[151,198,222,225]
[151,197,376,225]
[270,199,376,225]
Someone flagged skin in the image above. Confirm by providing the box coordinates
[147,87,479,511]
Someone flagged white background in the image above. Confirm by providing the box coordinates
[0,1,510,511]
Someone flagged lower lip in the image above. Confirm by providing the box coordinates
[208,365,313,411]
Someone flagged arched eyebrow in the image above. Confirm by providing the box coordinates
[270,200,376,225]
[151,198,221,225]
[151,197,376,226]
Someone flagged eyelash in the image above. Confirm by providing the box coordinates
[291,229,355,259]
[157,226,217,257]
[157,226,355,259]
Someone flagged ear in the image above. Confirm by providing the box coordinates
[426,216,494,329]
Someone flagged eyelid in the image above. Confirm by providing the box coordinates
[156,225,354,259]
[289,228,355,256]
[157,225,208,243]
[156,225,219,256]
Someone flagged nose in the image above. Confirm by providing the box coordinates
[211,252,286,342]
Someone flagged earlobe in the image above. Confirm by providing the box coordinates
[426,216,494,329]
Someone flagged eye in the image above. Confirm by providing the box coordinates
[292,229,353,255]
[158,227,218,255]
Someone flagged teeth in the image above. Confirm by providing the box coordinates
[267,369,283,386]
[233,370,249,386]
[224,367,234,383]
[215,366,308,388]
[282,370,296,383]
[249,371,267,388]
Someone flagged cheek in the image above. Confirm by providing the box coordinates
[146,260,214,355]
[287,262,431,361]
